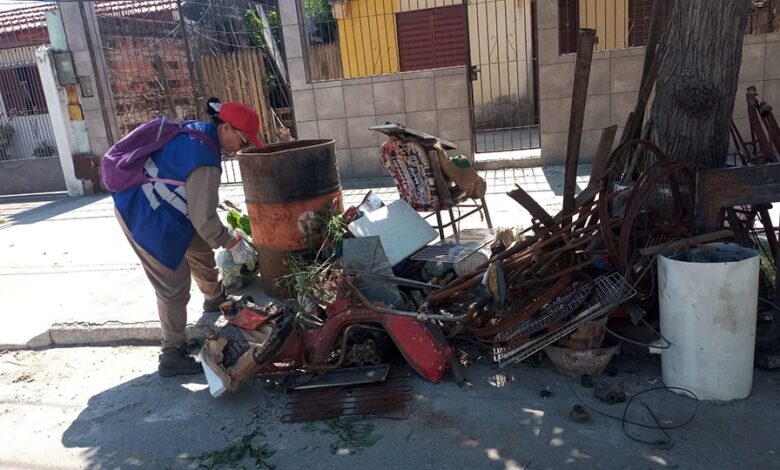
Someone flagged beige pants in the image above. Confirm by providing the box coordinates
[117,212,223,350]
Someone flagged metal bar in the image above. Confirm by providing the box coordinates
[562,28,596,218]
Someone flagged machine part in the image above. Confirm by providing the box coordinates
[605,365,619,377]
[593,385,626,405]
[581,374,594,388]
[283,364,390,391]
[281,366,412,423]
[540,389,553,398]
[570,404,589,423]
[411,228,497,263]
[343,328,387,368]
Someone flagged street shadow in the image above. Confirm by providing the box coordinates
[541,164,593,197]
[0,193,108,228]
[61,370,275,469]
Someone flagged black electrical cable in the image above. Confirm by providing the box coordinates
[567,378,698,447]
[603,317,672,350]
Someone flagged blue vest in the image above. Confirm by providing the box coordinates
[114,122,221,270]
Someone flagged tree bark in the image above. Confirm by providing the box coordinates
[648,0,750,168]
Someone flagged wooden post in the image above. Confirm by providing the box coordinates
[562,29,596,219]
[153,55,177,118]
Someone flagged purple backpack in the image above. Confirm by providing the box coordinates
[101,118,219,193]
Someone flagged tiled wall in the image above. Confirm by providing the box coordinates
[279,0,472,179]
[536,0,780,165]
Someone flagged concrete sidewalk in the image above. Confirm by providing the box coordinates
[0,165,591,349]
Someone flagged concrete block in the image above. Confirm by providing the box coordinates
[537,28,574,66]
[536,0,559,30]
[283,25,303,59]
[342,77,373,85]
[314,86,346,120]
[375,113,407,144]
[374,80,406,114]
[763,79,780,110]
[611,91,639,127]
[279,0,299,26]
[610,54,643,93]
[404,77,436,112]
[437,107,471,141]
[343,83,375,117]
[313,80,343,89]
[347,116,379,148]
[318,118,350,149]
[733,82,763,119]
[336,149,353,179]
[71,50,93,80]
[541,131,568,165]
[402,70,435,80]
[588,59,611,96]
[295,120,319,140]
[767,32,780,43]
[539,63,574,100]
[744,33,767,45]
[583,94,611,130]
[406,110,438,136]
[540,98,570,134]
[292,89,316,122]
[610,47,645,58]
[435,74,468,109]
[288,57,311,90]
[434,67,466,77]
[739,42,765,84]
[452,140,473,159]
[765,41,780,80]
[351,146,383,178]
[371,73,403,83]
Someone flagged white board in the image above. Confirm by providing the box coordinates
[347,200,438,266]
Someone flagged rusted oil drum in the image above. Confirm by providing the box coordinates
[237,139,342,298]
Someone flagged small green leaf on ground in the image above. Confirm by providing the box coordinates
[193,429,275,469]
[303,419,382,455]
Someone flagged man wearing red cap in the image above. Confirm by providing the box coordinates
[111,98,264,377]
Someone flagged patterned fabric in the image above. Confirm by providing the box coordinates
[379,137,440,211]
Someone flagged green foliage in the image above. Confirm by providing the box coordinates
[244,8,282,50]
[0,218,6,226]
[303,0,334,20]
[0,123,14,159]
[302,419,382,455]
[194,430,275,469]
[226,209,252,236]
[33,142,56,158]
[303,204,346,255]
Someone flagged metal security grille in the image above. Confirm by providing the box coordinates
[466,0,540,153]
[397,6,467,72]
[0,46,58,161]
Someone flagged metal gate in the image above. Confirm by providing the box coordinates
[465,0,540,153]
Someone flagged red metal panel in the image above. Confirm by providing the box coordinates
[398,6,467,72]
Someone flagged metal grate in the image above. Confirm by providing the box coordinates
[411,228,496,263]
[493,272,636,367]
[494,281,593,342]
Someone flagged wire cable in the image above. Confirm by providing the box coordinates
[567,378,698,447]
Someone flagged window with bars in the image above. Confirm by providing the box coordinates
[0,65,48,117]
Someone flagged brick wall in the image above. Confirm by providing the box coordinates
[101,33,196,136]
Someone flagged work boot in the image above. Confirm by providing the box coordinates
[203,292,228,312]
[158,347,203,377]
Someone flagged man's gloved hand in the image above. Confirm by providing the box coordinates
[226,229,256,265]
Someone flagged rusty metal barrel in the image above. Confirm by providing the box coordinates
[237,139,342,298]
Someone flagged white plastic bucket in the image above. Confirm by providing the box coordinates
[658,242,759,400]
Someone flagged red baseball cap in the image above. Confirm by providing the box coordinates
[217,102,264,148]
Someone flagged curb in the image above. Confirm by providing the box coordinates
[1,321,221,350]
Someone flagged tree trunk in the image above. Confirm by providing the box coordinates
[648,0,750,168]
